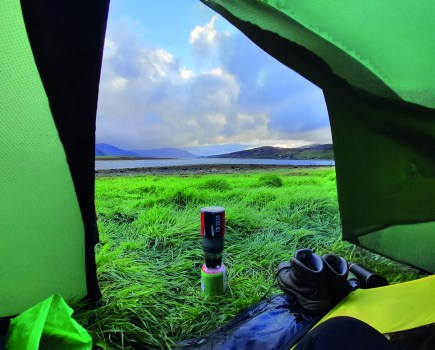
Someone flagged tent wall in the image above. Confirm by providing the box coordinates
[325,89,435,272]
[0,0,108,317]
[20,0,110,302]
[202,0,435,272]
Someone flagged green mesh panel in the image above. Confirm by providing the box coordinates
[357,223,435,273]
[0,0,86,316]
[203,0,435,272]
[325,89,435,272]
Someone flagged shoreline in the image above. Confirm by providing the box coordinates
[95,163,334,177]
[95,156,176,161]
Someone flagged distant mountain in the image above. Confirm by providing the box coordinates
[132,148,197,159]
[95,143,197,158]
[185,143,249,157]
[95,143,138,156]
[207,144,334,160]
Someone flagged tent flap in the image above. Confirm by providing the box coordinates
[202,0,435,272]
[0,0,86,317]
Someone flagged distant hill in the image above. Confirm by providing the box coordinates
[207,144,334,160]
[132,148,197,159]
[95,143,138,156]
[95,143,197,158]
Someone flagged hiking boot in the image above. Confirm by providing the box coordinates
[277,249,330,314]
[322,254,350,306]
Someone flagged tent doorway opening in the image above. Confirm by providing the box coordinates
[95,0,333,160]
[89,1,421,348]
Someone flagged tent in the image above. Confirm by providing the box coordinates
[1,0,434,345]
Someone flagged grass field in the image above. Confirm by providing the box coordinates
[77,167,420,349]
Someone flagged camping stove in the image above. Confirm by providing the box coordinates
[200,206,227,295]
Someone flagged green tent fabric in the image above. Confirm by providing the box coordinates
[0,0,86,317]
[201,0,435,273]
[6,294,92,350]
[0,0,108,319]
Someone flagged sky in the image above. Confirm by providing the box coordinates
[96,0,331,156]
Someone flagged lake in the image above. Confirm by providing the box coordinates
[95,158,335,170]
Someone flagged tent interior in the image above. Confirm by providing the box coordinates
[1,0,435,348]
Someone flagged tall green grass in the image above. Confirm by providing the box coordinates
[75,167,420,349]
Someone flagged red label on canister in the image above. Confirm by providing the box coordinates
[200,206,225,238]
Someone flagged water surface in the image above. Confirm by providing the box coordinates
[95,158,334,170]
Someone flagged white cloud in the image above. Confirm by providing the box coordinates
[110,77,128,90]
[206,67,235,81]
[196,68,240,107]
[189,16,218,44]
[189,16,231,66]
[136,48,177,82]
[179,67,194,80]
[103,38,118,59]
[96,14,331,150]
